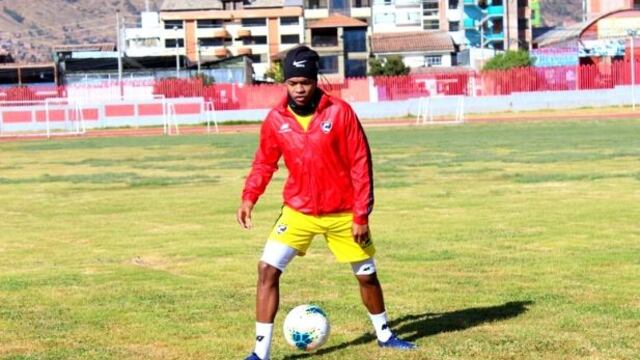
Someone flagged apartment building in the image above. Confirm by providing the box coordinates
[300,1,371,79]
[370,0,458,67]
[464,0,531,52]
[303,0,372,21]
[587,0,640,19]
[125,0,305,80]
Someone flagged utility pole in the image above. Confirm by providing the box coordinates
[116,10,123,98]
[197,40,202,74]
[145,0,150,12]
[478,15,490,67]
[582,0,587,22]
[174,26,180,78]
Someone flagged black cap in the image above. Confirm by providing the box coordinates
[283,46,320,81]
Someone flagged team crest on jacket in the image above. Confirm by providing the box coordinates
[321,120,333,134]
[276,224,288,234]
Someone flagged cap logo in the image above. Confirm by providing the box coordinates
[292,60,307,68]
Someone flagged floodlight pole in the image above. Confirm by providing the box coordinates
[116,10,124,98]
[628,29,637,111]
[478,15,490,66]
[174,26,181,78]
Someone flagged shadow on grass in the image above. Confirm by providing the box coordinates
[282,300,533,359]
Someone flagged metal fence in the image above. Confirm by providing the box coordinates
[1,60,639,111]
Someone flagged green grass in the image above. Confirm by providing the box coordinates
[0,120,639,359]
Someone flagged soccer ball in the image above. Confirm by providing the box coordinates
[283,304,330,351]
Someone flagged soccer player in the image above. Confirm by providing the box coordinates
[238,46,416,360]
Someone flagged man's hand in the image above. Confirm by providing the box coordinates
[236,200,255,229]
[352,223,371,246]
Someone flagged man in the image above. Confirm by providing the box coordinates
[237,46,415,360]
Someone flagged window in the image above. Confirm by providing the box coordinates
[422,0,439,16]
[241,18,267,27]
[280,17,299,26]
[449,21,459,31]
[319,55,339,74]
[518,18,529,30]
[423,19,439,30]
[306,0,328,8]
[198,20,223,28]
[128,38,160,48]
[164,20,183,30]
[224,1,245,10]
[311,28,338,47]
[164,39,184,48]
[199,37,224,47]
[330,0,350,15]
[346,59,366,77]
[344,28,367,52]
[281,34,300,44]
[425,55,442,66]
[395,0,420,6]
[243,36,267,45]
[352,0,370,7]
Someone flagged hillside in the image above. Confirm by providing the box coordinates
[0,0,585,63]
[0,0,162,63]
[540,0,583,27]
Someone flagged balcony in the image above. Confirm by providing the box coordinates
[236,47,252,56]
[484,32,504,42]
[464,18,476,29]
[311,35,339,48]
[305,8,330,19]
[236,28,252,38]
[213,29,231,38]
[487,5,504,16]
[214,47,230,57]
[311,28,339,48]
[351,7,371,18]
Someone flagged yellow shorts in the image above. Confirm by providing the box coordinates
[268,206,375,263]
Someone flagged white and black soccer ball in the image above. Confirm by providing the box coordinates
[283,304,330,351]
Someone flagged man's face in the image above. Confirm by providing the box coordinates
[285,77,317,106]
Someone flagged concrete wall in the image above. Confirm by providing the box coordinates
[201,85,636,121]
[1,86,636,135]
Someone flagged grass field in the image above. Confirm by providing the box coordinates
[1,119,639,360]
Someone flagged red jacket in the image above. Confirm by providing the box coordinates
[242,92,374,225]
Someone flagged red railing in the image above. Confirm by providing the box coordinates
[2,60,640,107]
[0,85,66,104]
[479,60,640,95]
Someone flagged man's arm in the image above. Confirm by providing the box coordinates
[238,118,281,229]
[344,107,374,243]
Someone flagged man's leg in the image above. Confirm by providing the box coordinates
[352,259,416,350]
[256,261,281,323]
[247,242,297,360]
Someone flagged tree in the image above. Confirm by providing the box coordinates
[265,61,284,83]
[368,56,410,76]
[194,72,215,85]
[483,50,534,71]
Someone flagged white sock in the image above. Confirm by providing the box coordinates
[369,311,393,342]
[254,322,273,360]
